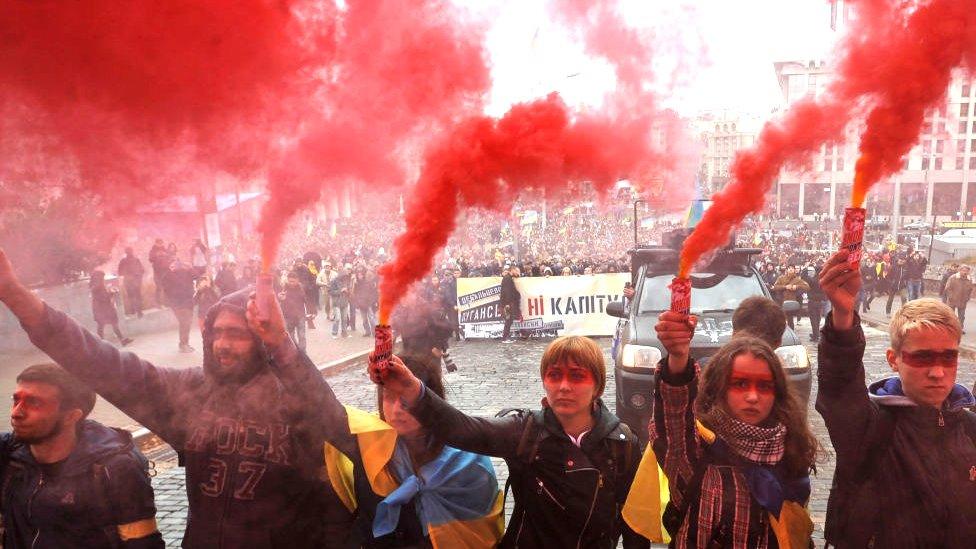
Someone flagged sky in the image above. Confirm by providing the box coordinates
[455,0,844,118]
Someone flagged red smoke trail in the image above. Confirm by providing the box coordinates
[850,0,976,206]
[377,93,672,321]
[375,0,696,320]
[680,0,976,277]
[257,0,490,271]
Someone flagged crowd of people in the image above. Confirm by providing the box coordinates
[2,235,974,547]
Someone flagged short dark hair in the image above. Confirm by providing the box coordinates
[17,364,97,419]
[732,296,785,349]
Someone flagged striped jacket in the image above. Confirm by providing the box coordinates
[651,360,776,548]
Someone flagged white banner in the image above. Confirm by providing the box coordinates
[456,273,629,338]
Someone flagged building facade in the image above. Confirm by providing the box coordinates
[771,62,976,226]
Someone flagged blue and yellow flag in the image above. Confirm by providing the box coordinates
[324,406,503,549]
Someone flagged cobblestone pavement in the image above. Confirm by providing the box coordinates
[149,317,976,547]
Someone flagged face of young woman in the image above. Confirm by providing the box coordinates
[725,353,776,425]
[543,360,598,422]
[382,390,424,438]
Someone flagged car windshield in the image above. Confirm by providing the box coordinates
[638,272,765,314]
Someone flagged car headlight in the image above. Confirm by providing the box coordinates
[775,345,810,370]
[621,344,663,369]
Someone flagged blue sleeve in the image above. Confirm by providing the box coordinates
[23,305,199,446]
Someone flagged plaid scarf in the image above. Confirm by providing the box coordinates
[710,409,786,465]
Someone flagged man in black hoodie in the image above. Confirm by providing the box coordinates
[1,363,162,548]
[0,248,350,548]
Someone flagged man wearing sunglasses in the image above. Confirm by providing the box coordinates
[816,250,976,548]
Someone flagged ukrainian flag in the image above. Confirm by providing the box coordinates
[324,406,503,549]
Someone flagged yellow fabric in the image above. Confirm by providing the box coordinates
[322,406,400,513]
[428,490,505,549]
[117,518,159,541]
[325,443,358,512]
[621,420,717,542]
[769,501,814,549]
[621,446,670,543]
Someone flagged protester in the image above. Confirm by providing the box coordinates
[940,263,960,302]
[771,265,809,330]
[192,275,220,334]
[817,251,976,547]
[89,270,133,346]
[280,271,310,350]
[117,247,145,318]
[905,251,928,301]
[329,264,352,338]
[1,364,162,548]
[189,239,208,276]
[317,351,502,547]
[801,261,828,342]
[944,264,973,331]
[652,313,818,547]
[147,239,170,306]
[350,265,378,336]
[369,335,647,548]
[731,295,787,349]
[317,260,335,321]
[857,257,877,312]
[162,258,196,353]
[885,255,909,316]
[0,248,352,547]
[499,267,521,342]
[213,261,239,297]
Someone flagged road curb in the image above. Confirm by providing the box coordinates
[132,348,372,454]
[860,316,976,361]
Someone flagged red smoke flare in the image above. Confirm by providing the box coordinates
[377,93,671,321]
[680,0,976,277]
[850,0,976,206]
[257,0,490,269]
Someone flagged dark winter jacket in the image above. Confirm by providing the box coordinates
[118,256,145,281]
[280,283,308,322]
[350,274,378,310]
[406,391,648,549]
[214,268,239,297]
[499,275,520,320]
[91,285,119,325]
[0,421,162,548]
[800,267,825,302]
[816,313,976,548]
[23,301,351,548]
[162,267,195,309]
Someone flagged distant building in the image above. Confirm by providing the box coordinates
[692,112,762,192]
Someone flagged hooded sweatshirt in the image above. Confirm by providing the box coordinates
[22,296,350,548]
[1,420,162,548]
[816,313,976,548]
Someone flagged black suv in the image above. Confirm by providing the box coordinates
[606,233,812,440]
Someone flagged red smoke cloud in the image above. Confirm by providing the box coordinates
[257,0,490,270]
[680,0,976,276]
[377,93,669,320]
[375,0,697,319]
[0,1,329,193]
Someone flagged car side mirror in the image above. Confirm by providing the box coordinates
[606,301,626,318]
[782,300,800,313]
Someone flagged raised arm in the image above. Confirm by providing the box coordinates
[0,250,193,443]
[650,311,703,507]
[816,251,878,465]
[368,354,523,459]
[244,298,357,457]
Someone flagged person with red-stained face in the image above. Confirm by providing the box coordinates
[723,352,776,425]
[819,251,976,546]
[370,336,647,548]
[654,312,819,548]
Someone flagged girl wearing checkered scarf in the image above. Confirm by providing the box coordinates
[651,313,821,548]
